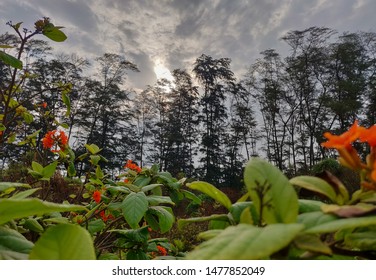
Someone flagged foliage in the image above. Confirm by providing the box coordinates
[2,18,376,260]
[181,122,376,259]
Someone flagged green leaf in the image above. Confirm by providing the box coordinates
[298,199,325,213]
[24,218,44,233]
[344,231,376,251]
[147,206,175,233]
[305,216,376,234]
[186,181,232,210]
[88,219,106,235]
[32,161,44,173]
[62,91,71,116]
[133,175,151,187]
[0,226,34,260]
[230,202,253,223]
[0,198,86,225]
[10,188,40,199]
[146,195,174,206]
[290,176,338,204]
[22,111,33,124]
[197,230,223,241]
[297,211,338,230]
[6,133,16,144]
[178,214,229,230]
[293,233,332,255]
[42,26,67,42]
[0,50,22,69]
[111,226,149,243]
[42,161,58,179]
[85,144,101,155]
[121,192,148,228]
[187,223,304,260]
[95,165,104,179]
[181,189,202,204]
[29,224,95,259]
[67,162,76,177]
[0,182,30,193]
[244,157,299,224]
[208,219,230,230]
[141,184,163,193]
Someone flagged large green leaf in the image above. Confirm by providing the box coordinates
[298,199,325,213]
[290,176,338,204]
[230,202,253,223]
[0,198,86,225]
[29,224,95,260]
[181,189,202,204]
[178,214,230,230]
[244,158,299,224]
[41,161,58,179]
[146,195,174,206]
[10,188,40,199]
[344,231,376,251]
[141,184,163,193]
[298,211,338,230]
[305,216,376,234]
[0,182,30,193]
[146,206,175,233]
[186,181,232,210]
[0,50,22,69]
[121,192,148,228]
[111,226,150,243]
[0,226,34,260]
[187,223,304,260]
[42,26,67,42]
[293,233,332,255]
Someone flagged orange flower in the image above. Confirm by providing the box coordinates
[157,245,167,256]
[359,125,376,147]
[123,178,129,183]
[92,190,101,203]
[321,120,363,150]
[124,159,142,173]
[42,130,68,152]
[99,210,114,222]
[41,102,47,108]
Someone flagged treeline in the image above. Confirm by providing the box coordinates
[1,26,376,188]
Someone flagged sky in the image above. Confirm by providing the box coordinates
[1,0,376,91]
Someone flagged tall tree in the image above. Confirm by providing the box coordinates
[162,69,200,177]
[74,53,139,170]
[193,54,235,185]
[282,27,335,169]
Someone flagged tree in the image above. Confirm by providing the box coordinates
[193,54,235,185]
[282,27,336,169]
[162,69,200,177]
[74,53,139,171]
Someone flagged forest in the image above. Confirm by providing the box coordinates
[2,19,376,260]
[2,24,376,188]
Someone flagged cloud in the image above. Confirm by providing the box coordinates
[1,0,376,89]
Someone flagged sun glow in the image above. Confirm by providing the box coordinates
[153,59,174,82]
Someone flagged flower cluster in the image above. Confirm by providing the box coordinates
[157,245,167,256]
[42,130,68,152]
[124,159,142,173]
[99,210,114,222]
[322,120,376,190]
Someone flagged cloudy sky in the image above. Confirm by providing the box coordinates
[1,0,375,90]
